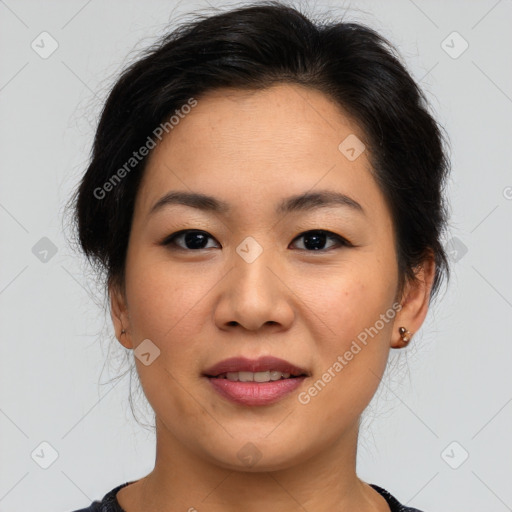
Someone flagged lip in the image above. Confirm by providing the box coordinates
[203,356,310,407]
[206,376,307,406]
[203,356,309,377]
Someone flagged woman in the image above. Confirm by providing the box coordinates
[69,2,449,511]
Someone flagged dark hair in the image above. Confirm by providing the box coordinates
[68,1,450,302]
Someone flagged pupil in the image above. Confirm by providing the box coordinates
[186,231,208,249]
[304,231,326,250]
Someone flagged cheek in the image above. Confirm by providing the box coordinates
[298,259,397,396]
[124,258,209,419]
[124,252,209,342]
[297,288,392,424]
[300,258,396,340]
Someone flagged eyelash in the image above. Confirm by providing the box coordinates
[160,229,352,252]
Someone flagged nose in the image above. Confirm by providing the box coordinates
[213,243,295,333]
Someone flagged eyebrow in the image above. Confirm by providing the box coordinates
[148,189,365,217]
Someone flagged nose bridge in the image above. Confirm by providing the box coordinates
[214,233,293,331]
[232,234,278,297]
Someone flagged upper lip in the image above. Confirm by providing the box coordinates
[203,356,310,377]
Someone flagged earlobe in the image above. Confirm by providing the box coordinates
[391,255,436,349]
[109,283,133,349]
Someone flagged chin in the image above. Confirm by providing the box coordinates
[200,436,310,473]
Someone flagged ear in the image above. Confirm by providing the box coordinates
[392,252,436,349]
[109,281,133,349]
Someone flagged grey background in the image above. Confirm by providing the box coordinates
[1,0,511,510]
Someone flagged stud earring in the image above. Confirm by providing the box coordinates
[121,329,126,335]
[398,326,411,345]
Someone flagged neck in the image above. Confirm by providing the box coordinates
[118,416,389,512]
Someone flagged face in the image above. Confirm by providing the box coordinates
[111,83,429,471]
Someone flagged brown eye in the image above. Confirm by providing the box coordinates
[290,230,350,251]
[162,230,219,250]
[161,229,351,252]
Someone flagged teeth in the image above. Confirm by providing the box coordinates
[216,371,293,382]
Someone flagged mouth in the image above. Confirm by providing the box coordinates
[203,356,310,406]
[203,355,310,379]
[210,370,305,382]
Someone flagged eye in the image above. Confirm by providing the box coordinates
[161,230,219,250]
[290,230,351,251]
[160,229,351,252]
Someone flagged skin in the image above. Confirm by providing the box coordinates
[110,83,435,512]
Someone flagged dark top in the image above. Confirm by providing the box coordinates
[71,481,426,511]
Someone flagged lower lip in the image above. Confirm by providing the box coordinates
[206,376,307,406]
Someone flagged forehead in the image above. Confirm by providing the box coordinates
[135,83,386,222]
[160,84,360,156]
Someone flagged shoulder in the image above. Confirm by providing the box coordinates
[68,482,132,512]
[70,481,427,512]
[370,483,427,512]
